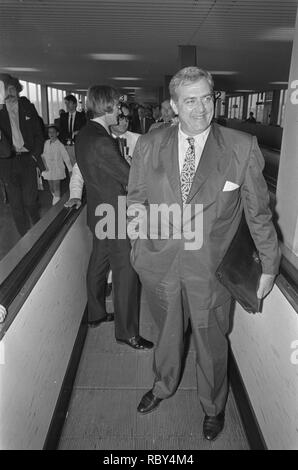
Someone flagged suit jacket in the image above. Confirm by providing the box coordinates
[127,122,280,309]
[59,111,86,144]
[75,120,130,234]
[131,116,154,134]
[0,97,45,179]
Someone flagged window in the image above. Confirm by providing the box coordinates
[277,89,288,127]
[47,87,66,124]
[20,80,42,115]
[227,95,243,119]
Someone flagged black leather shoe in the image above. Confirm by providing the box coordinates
[137,390,163,414]
[88,313,114,328]
[203,411,225,441]
[116,335,154,350]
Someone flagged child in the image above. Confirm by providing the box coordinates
[42,125,73,205]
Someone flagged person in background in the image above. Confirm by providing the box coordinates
[75,85,153,350]
[149,99,177,132]
[41,125,73,205]
[131,105,154,134]
[0,73,45,236]
[59,94,86,165]
[152,104,162,123]
[65,108,140,296]
[54,108,66,132]
[245,111,257,123]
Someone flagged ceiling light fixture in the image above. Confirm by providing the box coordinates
[209,71,238,75]
[89,53,140,61]
[1,67,40,72]
[51,82,75,85]
[112,77,141,81]
[269,81,288,85]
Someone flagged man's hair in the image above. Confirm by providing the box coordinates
[0,73,23,93]
[87,85,120,116]
[64,94,77,105]
[47,124,59,132]
[169,67,214,102]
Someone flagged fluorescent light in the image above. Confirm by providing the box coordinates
[89,53,140,61]
[209,71,238,75]
[112,77,141,81]
[235,89,254,92]
[122,87,142,90]
[258,28,294,41]
[51,82,75,85]
[269,81,288,85]
[1,67,40,72]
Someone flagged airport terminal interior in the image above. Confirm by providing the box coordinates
[0,0,297,451]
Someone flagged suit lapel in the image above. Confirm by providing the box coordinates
[18,100,26,137]
[187,123,227,203]
[159,125,182,204]
[0,107,12,142]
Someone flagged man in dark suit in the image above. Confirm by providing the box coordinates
[59,94,86,166]
[59,95,86,144]
[127,67,280,439]
[0,74,45,236]
[131,105,154,134]
[75,85,153,350]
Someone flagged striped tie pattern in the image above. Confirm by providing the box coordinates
[180,137,196,205]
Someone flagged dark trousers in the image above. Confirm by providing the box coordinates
[139,261,231,416]
[5,153,40,236]
[87,235,140,340]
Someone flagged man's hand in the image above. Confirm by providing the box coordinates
[64,198,82,209]
[257,273,276,299]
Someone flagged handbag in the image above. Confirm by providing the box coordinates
[215,213,262,313]
[0,129,12,159]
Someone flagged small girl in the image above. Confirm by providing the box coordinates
[42,125,73,205]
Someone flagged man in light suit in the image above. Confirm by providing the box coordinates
[127,67,280,440]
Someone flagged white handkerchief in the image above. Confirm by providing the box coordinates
[222,181,240,191]
[25,116,31,120]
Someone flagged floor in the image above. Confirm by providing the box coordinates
[58,294,249,450]
[0,178,68,262]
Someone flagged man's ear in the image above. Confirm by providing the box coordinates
[170,99,178,116]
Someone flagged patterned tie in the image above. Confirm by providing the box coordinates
[180,137,196,205]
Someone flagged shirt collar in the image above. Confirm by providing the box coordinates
[92,116,110,134]
[6,100,18,113]
[178,124,211,144]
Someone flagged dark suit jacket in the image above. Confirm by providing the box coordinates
[131,116,154,134]
[59,111,86,144]
[0,97,45,179]
[127,122,280,309]
[75,120,130,234]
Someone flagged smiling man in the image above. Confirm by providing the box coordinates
[127,66,280,440]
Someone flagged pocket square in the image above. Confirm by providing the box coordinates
[25,116,31,120]
[223,181,240,191]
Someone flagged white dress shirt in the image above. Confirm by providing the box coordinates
[178,124,211,174]
[68,111,76,137]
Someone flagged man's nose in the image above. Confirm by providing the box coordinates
[194,99,205,112]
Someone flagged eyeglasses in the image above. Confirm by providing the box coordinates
[118,113,130,121]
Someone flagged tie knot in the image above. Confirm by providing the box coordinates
[187,137,195,147]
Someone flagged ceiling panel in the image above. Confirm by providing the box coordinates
[0,0,297,100]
